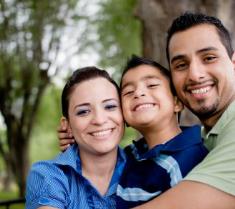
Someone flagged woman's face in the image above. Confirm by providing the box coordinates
[67,77,124,156]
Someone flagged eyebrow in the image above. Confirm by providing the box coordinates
[170,47,218,64]
[74,99,118,109]
[121,75,160,91]
[102,98,118,103]
[74,103,90,108]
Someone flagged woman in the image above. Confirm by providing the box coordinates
[26,67,126,209]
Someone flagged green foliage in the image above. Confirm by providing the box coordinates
[30,85,62,163]
[96,0,142,80]
[0,0,83,195]
[120,126,139,148]
[0,191,24,209]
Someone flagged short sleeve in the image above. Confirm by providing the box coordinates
[26,161,70,209]
[185,119,235,195]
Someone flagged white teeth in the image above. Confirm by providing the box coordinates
[191,87,210,94]
[91,129,112,137]
[135,104,154,111]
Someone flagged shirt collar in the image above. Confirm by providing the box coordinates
[53,143,126,175]
[202,100,235,139]
[53,144,81,173]
[131,125,202,160]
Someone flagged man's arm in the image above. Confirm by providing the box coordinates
[133,180,235,209]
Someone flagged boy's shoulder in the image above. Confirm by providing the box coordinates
[124,125,205,160]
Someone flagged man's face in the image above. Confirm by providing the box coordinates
[168,24,235,122]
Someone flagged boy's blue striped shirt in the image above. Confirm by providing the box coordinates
[116,125,208,209]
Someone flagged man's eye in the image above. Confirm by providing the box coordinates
[76,109,90,116]
[204,55,217,63]
[175,63,187,70]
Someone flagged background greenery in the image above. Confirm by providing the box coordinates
[0,0,141,201]
[1,0,233,205]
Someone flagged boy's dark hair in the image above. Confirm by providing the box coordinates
[166,12,234,63]
[61,66,119,118]
[121,55,176,96]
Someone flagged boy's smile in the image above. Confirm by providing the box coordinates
[121,64,182,132]
[133,102,156,112]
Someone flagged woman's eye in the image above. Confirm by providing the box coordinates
[105,104,118,111]
[76,109,90,116]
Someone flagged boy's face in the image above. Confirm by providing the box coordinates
[121,64,182,131]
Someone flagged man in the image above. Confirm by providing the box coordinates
[134,12,235,209]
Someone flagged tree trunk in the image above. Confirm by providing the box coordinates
[6,118,29,197]
[136,0,235,125]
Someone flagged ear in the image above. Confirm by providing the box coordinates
[232,52,235,71]
[174,96,184,113]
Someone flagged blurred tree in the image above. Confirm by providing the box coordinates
[30,85,61,162]
[136,0,235,125]
[95,0,142,80]
[0,0,84,196]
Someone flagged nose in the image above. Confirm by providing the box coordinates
[91,108,107,125]
[188,59,205,82]
[134,87,146,99]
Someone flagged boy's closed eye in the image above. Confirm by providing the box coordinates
[122,86,135,97]
[147,83,160,88]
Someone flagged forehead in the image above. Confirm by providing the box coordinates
[169,24,227,60]
[70,78,119,102]
[122,65,167,86]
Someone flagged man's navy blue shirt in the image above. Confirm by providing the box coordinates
[26,144,126,209]
[116,125,208,209]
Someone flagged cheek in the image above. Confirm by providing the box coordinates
[69,118,88,135]
[172,77,183,94]
[121,99,130,113]
[114,110,124,125]
[121,104,131,122]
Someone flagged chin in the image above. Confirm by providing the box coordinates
[192,105,218,119]
[98,145,118,154]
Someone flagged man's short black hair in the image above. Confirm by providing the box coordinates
[166,12,234,63]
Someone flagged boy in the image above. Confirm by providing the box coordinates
[116,55,207,208]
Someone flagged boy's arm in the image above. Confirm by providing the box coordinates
[133,180,235,209]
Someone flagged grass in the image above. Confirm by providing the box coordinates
[0,191,25,209]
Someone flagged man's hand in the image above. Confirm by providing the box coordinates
[57,117,75,152]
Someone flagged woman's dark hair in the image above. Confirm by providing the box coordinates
[166,12,234,63]
[61,66,119,118]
